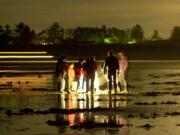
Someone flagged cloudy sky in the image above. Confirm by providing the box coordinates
[0,0,180,38]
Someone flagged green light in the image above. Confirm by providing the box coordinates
[104,38,111,44]
[128,39,136,44]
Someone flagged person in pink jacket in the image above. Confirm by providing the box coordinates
[118,52,128,93]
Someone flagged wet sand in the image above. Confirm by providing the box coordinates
[1,61,180,135]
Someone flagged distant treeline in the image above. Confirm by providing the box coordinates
[0,22,180,46]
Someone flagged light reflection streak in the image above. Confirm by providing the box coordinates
[0,61,56,63]
[56,93,129,134]
[78,94,85,109]
[79,113,85,123]
[0,52,47,54]
[57,93,101,110]
[0,55,53,58]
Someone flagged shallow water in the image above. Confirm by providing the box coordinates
[1,61,180,135]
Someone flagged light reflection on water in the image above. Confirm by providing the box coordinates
[56,93,129,110]
[55,93,129,135]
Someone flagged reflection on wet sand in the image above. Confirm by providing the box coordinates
[0,75,53,90]
[56,93,129,109]
[2,62,180,135]
[55,93,129,134]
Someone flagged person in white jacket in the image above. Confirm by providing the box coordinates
[118,52,128,93]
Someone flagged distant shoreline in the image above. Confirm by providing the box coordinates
[1,42,180,60]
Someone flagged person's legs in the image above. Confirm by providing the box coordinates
[119,71,128,93]
[108,73,112,92]
[118,81,123,92]
[58,73,65,92]
[76,77,80,92]
[68,79,73,91]
[90,73,95,93]
[82,75,86,91]
[64,73,69,92]
[118,72,123,92]
[86,74,90,93]
[121,72,127,92]
[112,73,117,93]
[57,75,62,91]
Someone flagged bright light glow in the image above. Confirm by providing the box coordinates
[0,56,53,59]
[94,72,100,92]
[104,38,111,44]
[128,39,136,44]
[77,71,100,92]
[40,42,48,46]
[0,52,47,54]
[0,70,17,73]
[78,75,86,92]
[79,113,84,123]
[78,94,85,109]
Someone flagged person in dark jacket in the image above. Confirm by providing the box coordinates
[55,56,68,92]
[104,51,119,93]
[83,56,97,93]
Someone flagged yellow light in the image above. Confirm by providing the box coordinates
[0,60,56,63]
[0,52,47,54]
[0,56,53,58]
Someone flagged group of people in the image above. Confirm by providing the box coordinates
[55,51,128,94]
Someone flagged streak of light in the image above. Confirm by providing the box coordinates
[0,61,56,63]
[0,52,47,54]
[0,56,53,59]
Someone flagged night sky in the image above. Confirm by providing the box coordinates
[1,0,180,38]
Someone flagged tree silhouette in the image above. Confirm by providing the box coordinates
[171,26,180,41]
[73,26,126,44]
[131,24,144,42]
[14,22,37,45]
[64,28,74,39]
[151,30,160,41]
[107,27,126,43]
[46,22,64,44]
[73,27,104,43]
[0,24,13,45]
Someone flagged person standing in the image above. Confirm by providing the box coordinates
[118,52,128,93]
[84,56,97,93]
[83,58,90,92]
[55,56,68,93]
[104,51,119,93]
[74,58,84,92]
[67,63,75,93]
